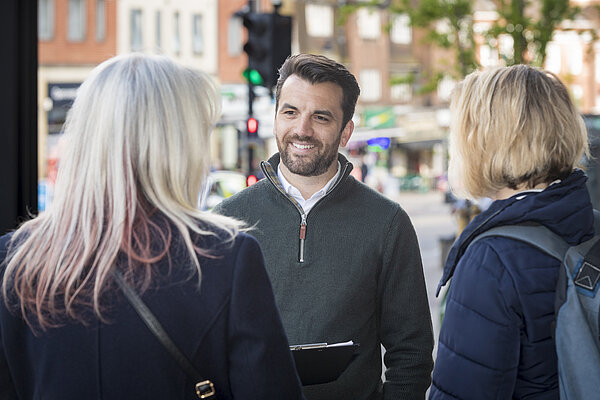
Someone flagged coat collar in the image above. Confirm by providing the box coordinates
[437,169,594,296]
[262,152,354,190]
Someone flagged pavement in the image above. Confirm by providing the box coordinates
[393,190,457,354]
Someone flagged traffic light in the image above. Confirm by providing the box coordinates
[242,12,291,89]
[246,116,259,138]
[247,174,258,186]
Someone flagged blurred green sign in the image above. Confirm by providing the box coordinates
[363,107,395,129]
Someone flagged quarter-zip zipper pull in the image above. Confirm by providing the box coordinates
[299,214,307,263]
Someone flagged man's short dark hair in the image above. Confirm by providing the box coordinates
[275,53,360,130]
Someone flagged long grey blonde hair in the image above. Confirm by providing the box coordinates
[3,53,241,330]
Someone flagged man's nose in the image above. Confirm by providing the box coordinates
[296,115,313,137]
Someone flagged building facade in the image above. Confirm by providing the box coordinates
[38,0,117,209]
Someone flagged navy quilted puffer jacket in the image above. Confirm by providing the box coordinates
[430,170,594,399]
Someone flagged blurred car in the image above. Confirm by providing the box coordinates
[199,170,247,210]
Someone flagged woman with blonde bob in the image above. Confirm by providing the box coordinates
[0,53,303,399]
[430,65,592,399]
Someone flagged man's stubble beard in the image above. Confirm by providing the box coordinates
[278,135,341,177]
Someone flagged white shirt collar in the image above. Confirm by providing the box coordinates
[277,161,341,214]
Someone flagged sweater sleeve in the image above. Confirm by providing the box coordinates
[227,234,305,400]
[379,208,434,400]
[429,241,521,400]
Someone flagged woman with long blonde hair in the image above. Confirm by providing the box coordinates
[0,53,303,400]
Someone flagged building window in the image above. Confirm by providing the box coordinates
[130,9,143,52]
[96,0,106,42]
[545,42,561,74]
[498,34,514,62]
[360,69,381,101]
[357,8,381,40]
[227,16,242,56]
[571,84,583,104]
[479,44,498,68]
[305,4,333,38]
[68,0,86,42]
[437,76,456,102]
[39,0,54,41]
[595,50,600,84]
[391,83,411,102]
[155,10,162,51]
[390,14,411,44]
[569,41,583,75]
[192,14,204,55]
[173,12,181,55]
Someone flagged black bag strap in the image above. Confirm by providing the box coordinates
[113,270,216,399]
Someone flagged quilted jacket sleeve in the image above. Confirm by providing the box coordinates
[430,240,522,400]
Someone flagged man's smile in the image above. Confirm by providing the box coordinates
[292,142,316,150]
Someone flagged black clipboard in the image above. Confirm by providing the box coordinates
[290,342,360,385]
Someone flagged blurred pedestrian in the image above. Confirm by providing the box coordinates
[215,53,433,400]
[430,65,591,399]
[0,53,304,400]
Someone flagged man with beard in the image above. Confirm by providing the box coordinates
[214,54,433,400]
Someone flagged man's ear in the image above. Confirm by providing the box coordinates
[339,120,354,147]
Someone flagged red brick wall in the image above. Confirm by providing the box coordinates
[39,0,117,65]
[218,0,247,84]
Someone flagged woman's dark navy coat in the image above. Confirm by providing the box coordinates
[430,170,595,399]
[0,224,304,400]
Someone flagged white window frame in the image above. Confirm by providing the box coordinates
[569,41,583,75]
[391,83,411,102]
[390,13,411,45]
[130,9,143,52]
[357,8,381,40]
[173,12,181,55]
[192,14,204,55]
[305,4,334,38]
[95,0,106,42]
[227,16,242,56]
[360,69,382,101]
[155,10,162,51]
[39,0,54,41]
[545,42,561,75]
[67,0,86,42]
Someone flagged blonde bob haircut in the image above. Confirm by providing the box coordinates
[3,53,242,330]
[448,64,589,199]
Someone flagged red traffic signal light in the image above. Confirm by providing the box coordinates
[247,117,258,136]
[247,174,258,186]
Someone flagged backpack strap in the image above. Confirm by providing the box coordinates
[470,224,569,262]
[469,209,600,262]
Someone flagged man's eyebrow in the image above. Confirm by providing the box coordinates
[314,110,335,119]
[280,103,298,110]
[279,103,336,120]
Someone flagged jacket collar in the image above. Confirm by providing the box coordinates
[437,169,594,296]
[261,152,354,194]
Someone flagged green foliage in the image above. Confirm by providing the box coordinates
[338,0,582,93]
[487,0,576,67]
[389,72,415,85]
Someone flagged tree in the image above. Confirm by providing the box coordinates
[340,0,584,91]
[485,0,580,66]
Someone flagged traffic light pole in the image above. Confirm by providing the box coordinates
[241,0,291,181]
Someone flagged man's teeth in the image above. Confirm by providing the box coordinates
[293,143,315,149]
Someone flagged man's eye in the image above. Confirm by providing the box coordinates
[316,115,329,122]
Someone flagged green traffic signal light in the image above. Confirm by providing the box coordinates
[243,68,264,86]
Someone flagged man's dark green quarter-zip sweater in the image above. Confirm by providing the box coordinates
[214,153,434,400]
